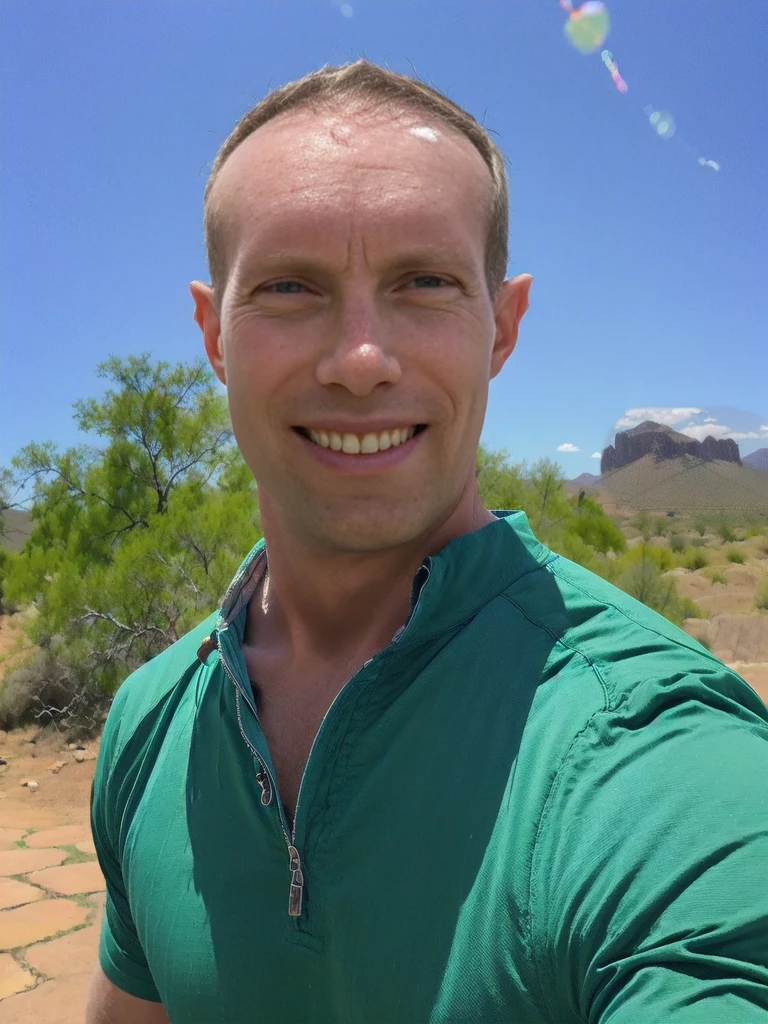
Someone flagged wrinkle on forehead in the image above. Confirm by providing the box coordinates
[213,109,489,265]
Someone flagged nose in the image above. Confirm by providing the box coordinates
[315,296,402,396]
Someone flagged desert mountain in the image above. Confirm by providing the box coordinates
[744,448,768,472]
[601,420,740,475]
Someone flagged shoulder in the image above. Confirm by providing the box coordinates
[96,610,219,778]
[503,550,768,721]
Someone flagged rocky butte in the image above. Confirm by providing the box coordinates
[601,421,742,475]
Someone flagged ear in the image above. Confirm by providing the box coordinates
[190,281,226,386]
[489,274,533,380]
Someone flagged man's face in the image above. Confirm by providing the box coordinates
[193,107,529,553]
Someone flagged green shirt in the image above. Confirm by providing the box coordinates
[91,511,768,1023]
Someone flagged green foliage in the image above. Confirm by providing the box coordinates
[652,517,668,537]
[475,448,625,573]
[715,519,736,543]
[709,571,727,585]
[693,517,708,537]
[682,548,709,571]
[690,536,707,547]
[756,578,768,611]
[669,533,685,553]
[1,354,259,730]
[612,551,701,626]
[745,525,763,538]
[726,548,746,564]
[632,512,652,542]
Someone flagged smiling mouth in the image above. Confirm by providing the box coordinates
[294,425,427,455]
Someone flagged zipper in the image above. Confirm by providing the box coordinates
[219,635,304,915]
[217,559,433,920]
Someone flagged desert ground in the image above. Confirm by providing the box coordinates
[0,519,767,1021]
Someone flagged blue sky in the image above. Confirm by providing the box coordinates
[1,0,766,481]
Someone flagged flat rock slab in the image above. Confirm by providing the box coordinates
[0,830,28,852]
[0,970,94,1023]
[25,862,105,896]
[0,898,89,950]
[24,923,100,979]
[0,952,35,1000]
[0,847,66,877]
[25,826,92,849]
[0,878,45,911]
[74,838,96,856]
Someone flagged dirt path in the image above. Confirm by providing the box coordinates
[0,727,102,1023]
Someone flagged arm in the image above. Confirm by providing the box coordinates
[529,666,768,1022]
[85,965,170,1024]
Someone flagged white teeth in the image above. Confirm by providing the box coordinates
[305,426,419,454]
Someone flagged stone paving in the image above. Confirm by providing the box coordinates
[0,824,105,1023]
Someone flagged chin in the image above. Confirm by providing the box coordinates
[307,504,435,554]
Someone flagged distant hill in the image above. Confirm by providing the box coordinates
[601,420,740,475]
[567,472,602,489]
[0,509,33,553]
[598,452,768,514]
[744,448,768,472]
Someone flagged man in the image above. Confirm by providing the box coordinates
[86,60,768,1023]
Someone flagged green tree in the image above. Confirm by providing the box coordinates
[1,354,260,730]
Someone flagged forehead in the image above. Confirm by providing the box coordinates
[211,107,493,264]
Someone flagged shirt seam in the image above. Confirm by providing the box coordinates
[546,560,725,667]
[500,589,614,1023]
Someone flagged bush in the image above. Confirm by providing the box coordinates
[669,533,686,553]
[716,520,736,543]
[690,537,707,548]
[756,578,768,612]
[726,548,746,564]
[693,518,708,537]
[652,518,668,537]
[613,553,701,626]
[745,525,763,538]
[683,548,708,570]
[709,571,727,585]
[0,647,110,737]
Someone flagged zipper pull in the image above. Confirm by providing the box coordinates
[196,632,218,663]
[287,845,304,917]
[255,768,273,805]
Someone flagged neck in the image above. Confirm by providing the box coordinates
[246,486,496,668]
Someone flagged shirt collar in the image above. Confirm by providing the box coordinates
[217,510,555,643]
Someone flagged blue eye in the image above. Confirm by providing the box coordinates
[411,275,447,288]
[267,281,307,293]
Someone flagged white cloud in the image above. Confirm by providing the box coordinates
[698,158,720,172]
[591,451,601,459]
[614,407,701,430]
[761,425,768,433]
[557,443,580,452]
[703,417,717,423]
[679,423,731,441]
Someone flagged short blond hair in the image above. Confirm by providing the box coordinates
[202,59,510,301]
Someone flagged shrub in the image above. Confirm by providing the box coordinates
[669,533,686,553]
[726,548,746,564]
[0,647,109,737]
[693,518,708,537]
[652,518,668,537]
[690,537,707,548]
[745,525,762,538]
[716,520,736,543]
[683,548,708,570]
[709,571,727,585]
[756,578,768,612]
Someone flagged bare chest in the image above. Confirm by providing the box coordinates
[243,651,354,827]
